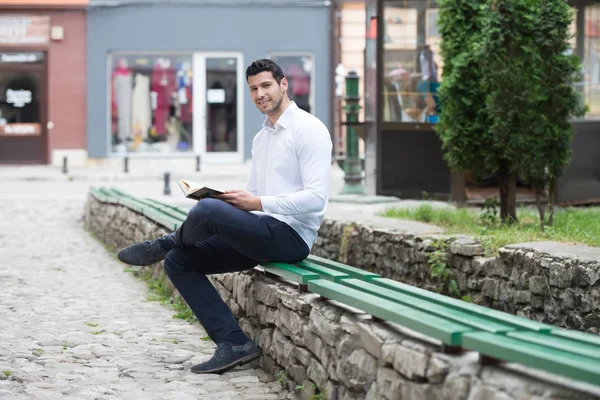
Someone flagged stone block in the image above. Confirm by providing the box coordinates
[513,290,531,305]
[272,328,296,368]
[441,375,471,400]
[338,333,362,358]
[529,276,548,295]
[549,262,570,288]
[293,346,314,367]
[258,328,274,352]
[427,354,450,383]
[302,325,325,361]
[481,279,501,301]
[375,367,403,400]
[336,349,377,392]
[308,307,343,348]
[392,341,429,380]
[308,358,328,387]
[450,238,484,257]
[255,280,279,307]
[276,304,309,346]
[357,323,384,359]
[257,304,277,326]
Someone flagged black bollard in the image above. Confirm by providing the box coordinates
[163,172,171,195]
[62,156,68,174]
[196,155,201,172]
[124,156,129,173]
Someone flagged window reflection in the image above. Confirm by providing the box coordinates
[110,53,193,154]
[270,54,314,114]
[382,3,441,123]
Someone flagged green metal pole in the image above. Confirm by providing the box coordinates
[341,69,365,195]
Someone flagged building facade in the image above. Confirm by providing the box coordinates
[0,0,87,165]
[86,0,332,163]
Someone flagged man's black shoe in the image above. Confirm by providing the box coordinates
[117,238,168,266]
[191,341,260,374]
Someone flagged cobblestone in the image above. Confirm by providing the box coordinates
[0,199,288,400]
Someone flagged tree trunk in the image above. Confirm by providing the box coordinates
[548,177,556,226]
[498,160,518,223]
[535,187,545,230]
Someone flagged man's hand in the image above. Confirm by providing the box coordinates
[217,190,262,211]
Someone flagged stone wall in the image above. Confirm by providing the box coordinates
[314,219,600,334]
[84,195,600,400]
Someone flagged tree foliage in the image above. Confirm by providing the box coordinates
[436,0,585,224]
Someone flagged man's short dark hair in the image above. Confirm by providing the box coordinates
[246,59,285,84]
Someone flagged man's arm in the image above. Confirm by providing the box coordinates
[260,125,332,215]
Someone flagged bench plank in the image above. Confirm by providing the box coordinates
[371,278,554,333]
[462,331,600,386]
[308,279,473,346]
[305,255,381,281]
[507,331,600,361]
[260,262,320,285]
[342,279,515,333]
[551,329,600,348]
[294,261,350,283]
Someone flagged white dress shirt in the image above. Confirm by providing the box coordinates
[247,101,332,250]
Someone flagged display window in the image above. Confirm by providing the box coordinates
[269,53,314,114]
[110,53,193,153]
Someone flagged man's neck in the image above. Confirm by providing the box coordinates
[268,98,292,126]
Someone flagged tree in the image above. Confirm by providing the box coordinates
[519,0,586,228]
[478,0,546,222]
[436,0,493,191]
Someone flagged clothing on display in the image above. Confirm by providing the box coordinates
[110,55,193,153]
[113,61,133,141]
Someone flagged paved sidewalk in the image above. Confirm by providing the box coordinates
[0,199,287,400]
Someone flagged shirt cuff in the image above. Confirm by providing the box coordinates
[260,196,277,213]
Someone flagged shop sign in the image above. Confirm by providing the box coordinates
[0,123,41,136]
[6,88,32,107]
[0,16,50,46]
[0,52,44,63]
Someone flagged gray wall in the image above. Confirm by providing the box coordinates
[86,3,331,159]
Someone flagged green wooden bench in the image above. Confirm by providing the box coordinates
[89,187,600,388]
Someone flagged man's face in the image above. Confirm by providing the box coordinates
[248,71,287,115]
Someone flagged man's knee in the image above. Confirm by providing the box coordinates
[187,198,224,223]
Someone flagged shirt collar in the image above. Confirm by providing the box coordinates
[262,101,298,131]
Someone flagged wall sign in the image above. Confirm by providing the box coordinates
[0,123,41,136]
[0,16,50,46]
[0,52,44,63]
[7,88,32,108]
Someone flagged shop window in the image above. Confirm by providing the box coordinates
[110,53,193,154]
[269,53,314,114]
[382,2,442,124]
[0,70,41,136]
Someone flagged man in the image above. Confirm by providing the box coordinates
[117,59,332,374]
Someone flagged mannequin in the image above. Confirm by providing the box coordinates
[113,58,133,142]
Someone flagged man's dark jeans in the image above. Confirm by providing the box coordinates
[160,198,309,344]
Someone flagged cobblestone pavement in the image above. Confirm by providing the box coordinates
[0,199,287,400]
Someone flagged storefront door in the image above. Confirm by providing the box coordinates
[193,53,244,163]
[0,60,46,164]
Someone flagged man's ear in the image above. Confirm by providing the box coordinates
[280,77,289,92]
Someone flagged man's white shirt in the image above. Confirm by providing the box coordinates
[247,101,332,250]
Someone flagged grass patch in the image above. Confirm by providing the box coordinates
[2,370,10,378]
[85,322,100,327]
[126,265,197,323]
[382,204,600,255]
[91,329,106,335]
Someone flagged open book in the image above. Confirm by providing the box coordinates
[177,179,225,201]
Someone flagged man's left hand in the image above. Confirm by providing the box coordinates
[217,190,262,211]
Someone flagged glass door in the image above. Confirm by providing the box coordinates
[193,53,244,163]
[0,66,45,164]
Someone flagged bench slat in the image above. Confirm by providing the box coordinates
[551,329,600,348]
[261,262,320,285]
[462,331,600,386]
[142,208,180,230]
[507,331,600,361]
[140,198,189,220]
[294,261,350,282]
[305,255,381,281]
[342,279,515,333]
[308,279,473,346]
[371,278,553,333]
